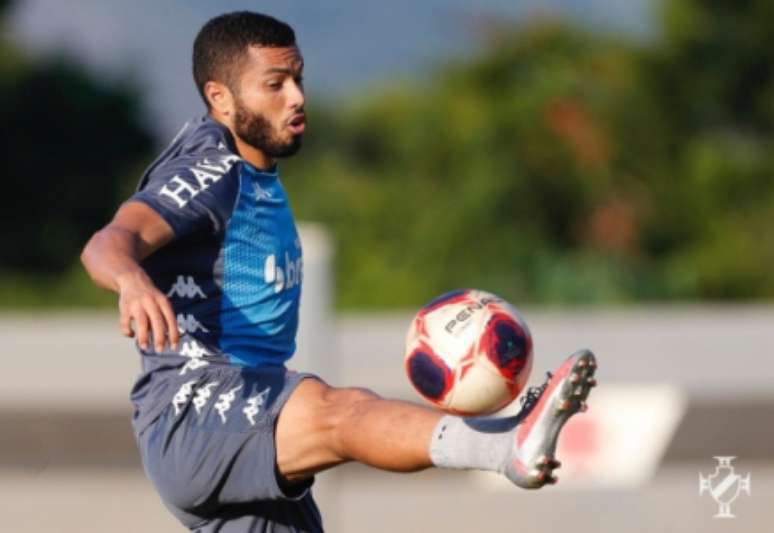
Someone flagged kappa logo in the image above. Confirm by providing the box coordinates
[172,379,198,416]
[264,252,302,294]
[177,313,210,334]
[253,181,272,201]
[159,154,241,209]
[214,385,243,424]
[243,387,271,426]
[179,340,210,375]
[180,340,210,358]
[168,276,206,299]
[699,456,752,518]
[179,357,209,375]
[192,381,219,415]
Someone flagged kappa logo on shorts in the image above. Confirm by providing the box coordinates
[214,385,243,423]
[193,382,219,415]
[172,379,198,416]
[167,275,207,299]
[243,387,271,426]
[179,340,210,375]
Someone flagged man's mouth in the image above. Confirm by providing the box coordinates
[287,113,306,135]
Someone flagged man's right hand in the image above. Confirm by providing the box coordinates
[117,270,179,352]
[81,201,179,351]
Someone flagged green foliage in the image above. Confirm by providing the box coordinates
[0,264,115,308]
[3,0,773,308]
[0,57,154,274]
[0,4,155,307]
[283,2,774,308]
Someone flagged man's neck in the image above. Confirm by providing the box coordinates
[232,135,275,171]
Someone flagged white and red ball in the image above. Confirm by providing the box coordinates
[404,289,533,415]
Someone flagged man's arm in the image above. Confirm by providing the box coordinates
[81,201,180,352]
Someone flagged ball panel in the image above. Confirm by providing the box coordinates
[447,362,511,415]
[405,346,454,404]
[480,313,532,381]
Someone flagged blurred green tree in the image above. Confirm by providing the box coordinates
[0,0,155,278]
[639,0,774,298]
[284,1,774,307]
[3,0,772,308]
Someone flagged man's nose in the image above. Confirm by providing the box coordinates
[288,80,305,109]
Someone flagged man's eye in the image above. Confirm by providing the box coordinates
[267,81,282,90]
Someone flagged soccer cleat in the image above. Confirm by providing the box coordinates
[504,349,597,489]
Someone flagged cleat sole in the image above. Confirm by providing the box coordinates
[510,349,598,490]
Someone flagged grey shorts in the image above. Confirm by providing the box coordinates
[133,362,323,532]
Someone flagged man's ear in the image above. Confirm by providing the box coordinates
[205,80,235,118]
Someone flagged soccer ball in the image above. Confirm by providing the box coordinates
[404,289,533,415]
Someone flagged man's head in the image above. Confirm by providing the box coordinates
[193,12,305,165]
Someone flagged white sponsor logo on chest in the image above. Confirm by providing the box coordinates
[264,252,303,294]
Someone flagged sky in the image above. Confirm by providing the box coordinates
[9,0,654,140]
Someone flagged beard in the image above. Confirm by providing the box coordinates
[233,99,303,159]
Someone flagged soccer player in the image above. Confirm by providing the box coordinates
[81,11,597,532]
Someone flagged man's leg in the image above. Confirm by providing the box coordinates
[276,380,441,478]
[276,349,597,488]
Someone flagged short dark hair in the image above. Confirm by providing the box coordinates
[193,11,295,107]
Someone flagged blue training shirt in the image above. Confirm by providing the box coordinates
[131,115,303,370]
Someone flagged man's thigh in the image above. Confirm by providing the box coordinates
[136,364,322,531]
[276,379,439,478]
[275,379,381,480]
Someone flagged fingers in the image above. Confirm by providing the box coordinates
[134,305,151,350]
[158,296,180,351]
[119,309,134,338]
[145,300,167,353]
[120,293,180,352]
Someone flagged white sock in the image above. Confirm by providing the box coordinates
[428,414,522,474]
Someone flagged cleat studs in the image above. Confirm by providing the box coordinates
[557,399,572,412]
[580,402,588,412]
[577,359,588,368]
[587,377,597,387]
[547,474,559,484]
[573,386,584,396]
[570,373,581,384]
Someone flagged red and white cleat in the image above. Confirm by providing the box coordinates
[504,349,597,489]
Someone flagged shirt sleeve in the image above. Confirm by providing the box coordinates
[131,151,242,239]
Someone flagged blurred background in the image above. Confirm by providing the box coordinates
[1,0,772,531]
